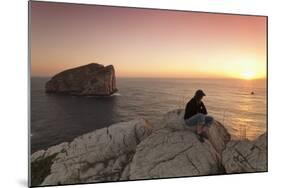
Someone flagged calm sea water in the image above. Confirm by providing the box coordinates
[30,77,267,153]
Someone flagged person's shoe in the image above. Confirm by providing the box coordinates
[197,134,205,143]
[201,131,209,139]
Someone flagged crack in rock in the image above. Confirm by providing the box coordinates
[148,145,193,176]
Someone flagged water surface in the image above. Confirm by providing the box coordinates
[31,77,267,153]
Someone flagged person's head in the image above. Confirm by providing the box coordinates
[194,89,206,102]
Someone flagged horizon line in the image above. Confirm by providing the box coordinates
[30,76,266,80]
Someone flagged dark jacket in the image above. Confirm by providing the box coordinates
[184,97,207,120]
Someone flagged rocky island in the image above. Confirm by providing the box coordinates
[31,109,267,186]
[45,63,118,96]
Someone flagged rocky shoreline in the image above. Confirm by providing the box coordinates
[31,109,267,186]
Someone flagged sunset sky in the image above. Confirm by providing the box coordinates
[30,1,267,79]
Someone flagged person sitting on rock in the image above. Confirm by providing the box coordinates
[184,89,214,142]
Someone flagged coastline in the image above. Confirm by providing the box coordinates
[30,109,267,187]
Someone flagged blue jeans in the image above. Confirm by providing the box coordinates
[185,113,214,127]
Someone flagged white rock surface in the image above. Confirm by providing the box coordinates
[207,121,231,154]
[129,128,222,179]
[128,109,230,179]
[31,142,69,163]
[31,109,266,186]
[155,109,186,131]
[222,133,267,173]
[32,118,152,186]
[31,150,45,163]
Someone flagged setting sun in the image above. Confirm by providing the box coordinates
[241,70,256,80]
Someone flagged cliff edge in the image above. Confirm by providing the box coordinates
[31,109,267,186]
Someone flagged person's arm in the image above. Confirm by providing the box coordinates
[201,102,207,114]
[184,101,191,120]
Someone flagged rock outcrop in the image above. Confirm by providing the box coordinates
[31,109,266,186]
[222,133,267,173]
[45,63,117,96]
[31,119,152,186]
[152,109,231,154]
[129,109,230,180]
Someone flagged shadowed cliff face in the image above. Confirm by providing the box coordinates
[45,63,118,96]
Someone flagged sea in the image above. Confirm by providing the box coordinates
[30,77,267,153]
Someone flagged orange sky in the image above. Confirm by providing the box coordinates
[30,2,267,79]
